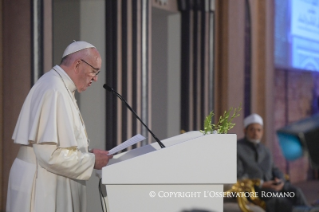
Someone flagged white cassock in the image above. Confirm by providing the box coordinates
[6,65,95,212]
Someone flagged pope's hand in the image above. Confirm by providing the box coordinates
[91,149,113,170]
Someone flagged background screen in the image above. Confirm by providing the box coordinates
[275,0,319,72]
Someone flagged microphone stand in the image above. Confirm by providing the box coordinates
[103,84,165,148]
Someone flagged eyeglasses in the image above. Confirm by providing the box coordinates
[80,59,100,76]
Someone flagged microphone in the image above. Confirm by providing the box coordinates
[103,84,165,148]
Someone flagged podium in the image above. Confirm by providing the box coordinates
[101,131,237,212]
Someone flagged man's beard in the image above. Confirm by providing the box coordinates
[247,138,260,144]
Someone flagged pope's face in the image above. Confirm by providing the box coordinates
[244,123,263,142]
[76,52,102,93]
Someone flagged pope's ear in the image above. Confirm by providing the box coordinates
[74,60,81,73]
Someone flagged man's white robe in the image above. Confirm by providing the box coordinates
[6,65,95,212]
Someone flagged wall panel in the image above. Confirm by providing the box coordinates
[179,0,215,132]
[105,0,154,149]
[2,0,32,209]
[0,0,3,208]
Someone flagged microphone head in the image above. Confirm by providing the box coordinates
[103,84,113,92]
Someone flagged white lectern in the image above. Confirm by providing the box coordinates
[101,131,237,212]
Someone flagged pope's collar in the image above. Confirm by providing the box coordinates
[53,65,77,93]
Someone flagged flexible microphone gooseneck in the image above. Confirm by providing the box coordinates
[103,84,165,148]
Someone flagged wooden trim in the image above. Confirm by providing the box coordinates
[203,11,209,122]
[188,11,194,130]
[244,0,252,117]
[116,0,122,146]
[179,2,215,131]
[132,0,140,147]
[214,0,245,135]
[121,0,128,141]
[180,10,191,131]
[127,0,133,141]
[209,10,215,115]
[250,0,275,146]
[214,0,229,122]
[105,0,117,150]
[264,0,275,150]
[43,0,52,72]
[0,0,3,208]
[147,0,152,144]
[194,10,201,129]
[31,0,44,84]
[141,0,149,144]
[136,0,142,147]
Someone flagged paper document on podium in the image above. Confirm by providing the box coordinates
[108,134,146,155]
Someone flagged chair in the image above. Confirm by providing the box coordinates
[224,179,266,212]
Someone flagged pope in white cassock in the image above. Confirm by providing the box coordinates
[6,41,113,212]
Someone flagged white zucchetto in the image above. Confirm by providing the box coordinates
[244,113,263,128]
[62,41,96,58]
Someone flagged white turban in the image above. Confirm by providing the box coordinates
[244,113,263,128]
[62,41,96,58]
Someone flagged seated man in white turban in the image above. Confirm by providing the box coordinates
[237,113,309,212]
[6,41,113,212]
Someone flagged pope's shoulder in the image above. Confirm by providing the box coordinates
[33,69,64,92]
[26,70,68,102]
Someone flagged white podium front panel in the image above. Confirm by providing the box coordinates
[101,132,237,212]
[102,133,236,185]
[106,184,223,212]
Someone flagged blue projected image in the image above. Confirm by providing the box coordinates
[275,0,319,72]
[277,133,303,161]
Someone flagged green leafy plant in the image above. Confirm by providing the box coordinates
[200,104,242,134]
[202,110,215,134]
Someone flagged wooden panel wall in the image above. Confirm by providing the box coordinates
[179,0,215,132]
[249,0,275,146]
[0,0,3,209]
[215,0,245,136]
[105,0,153,149]
[1,0,32,209]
